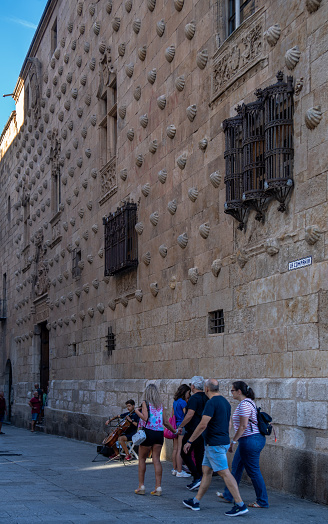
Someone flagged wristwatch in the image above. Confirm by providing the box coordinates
[232,440,237,444]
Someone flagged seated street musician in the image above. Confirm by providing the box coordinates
[105,399,139,460]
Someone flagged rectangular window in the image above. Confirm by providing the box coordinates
[208,310,225,334]
[228,0,254,36]
[51,18,57,55]
[72,249,82,279]
[103,202,138,276]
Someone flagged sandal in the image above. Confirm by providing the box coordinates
[248,502,266,508]
[150,487,162,496]
[135,486,145,495]
[216,492,231,503]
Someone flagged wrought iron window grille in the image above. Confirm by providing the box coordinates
[223,72,294,229]
[106,326,116,355]
[208,309,225,334]
[0,299,6,320]
[103,201,138,276]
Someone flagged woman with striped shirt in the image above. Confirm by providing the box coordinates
[217,381,269,508]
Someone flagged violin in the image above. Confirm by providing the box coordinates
[102,408,139,448]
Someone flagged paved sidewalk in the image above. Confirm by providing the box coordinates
[0,425,326,523]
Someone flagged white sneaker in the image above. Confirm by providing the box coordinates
[171,469,177,476]
[176,470,191,478]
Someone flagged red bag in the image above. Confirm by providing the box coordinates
[164,414,177,439]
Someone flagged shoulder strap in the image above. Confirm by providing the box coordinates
[243,399,258,425]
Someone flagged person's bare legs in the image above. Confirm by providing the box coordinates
[118,435,130,456]
[31,419,36,432]
[138,445,150,488]
[194,466,213,501]
[219,468,242,503]
[172,436,178,470]
[151,443,163,489]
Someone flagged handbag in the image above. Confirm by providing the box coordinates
[132,402,150,446]
[164,411,177,440]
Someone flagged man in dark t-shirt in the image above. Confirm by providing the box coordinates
[177,376,208,489]
[182,379,248,517]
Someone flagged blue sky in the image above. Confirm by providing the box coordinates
[0,0,47,133]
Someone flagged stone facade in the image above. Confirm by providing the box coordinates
[0,0,328,504]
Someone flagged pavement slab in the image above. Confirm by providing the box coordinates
[0,426,326,523]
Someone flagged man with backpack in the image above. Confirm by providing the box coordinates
[178,376,208,491]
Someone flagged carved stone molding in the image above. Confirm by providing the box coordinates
[27,58,42,128]
[99,156,118,205]
[33,294,49,323]
[211,9,265,103]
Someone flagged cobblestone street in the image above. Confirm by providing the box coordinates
[0,426,326,523]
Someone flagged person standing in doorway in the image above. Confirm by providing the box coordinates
[29,391,42,432]
[178,376,208,491]
[0,391,7,434]
[182,379,249,517]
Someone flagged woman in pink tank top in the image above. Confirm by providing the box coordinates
[134,384,177,496]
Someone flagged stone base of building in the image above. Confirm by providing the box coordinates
[10,377,328,504]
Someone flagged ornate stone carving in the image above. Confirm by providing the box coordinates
[210,171,222,188]
[305,225,322,245]
[305,106,322,130]
[199,223,210,239]
[97,47,114,99]
[306,0,321,13]
[150,282,159,296]
[211,11,265,102]
[265,238,280,255]
[285,46,301,70]
[264,24,281,47]
[188,267,199,285]
[27,58,42,128]
[99,157,118,205]
[211,259,222,277]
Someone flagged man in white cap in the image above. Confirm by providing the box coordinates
[178,376,208,491]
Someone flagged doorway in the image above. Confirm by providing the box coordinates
[39,322,49,394]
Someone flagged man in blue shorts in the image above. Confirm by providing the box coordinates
[182,378,248,517]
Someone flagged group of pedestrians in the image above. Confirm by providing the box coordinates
[133,376,268,517]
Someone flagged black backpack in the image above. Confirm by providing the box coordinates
[244,400,274,438]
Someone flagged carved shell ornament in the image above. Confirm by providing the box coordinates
[165,45,175,63]
[306,0,322,12]
[158,169,168,183]
[196,49,208,69]
[140,114,149,128]
[199,222,210,239]
[188,267,199,285]
[285,46,301,70]
[142,251,151,265]
[185,22,196,40]
[125,63,134,78]
[89,3,95,16]
[147,0,156,11]
[305,225,322,245]
[108,300,116,311]
[125,0,132,12]
[118,105,127,119]
[120,168,127,181]
[175,75,185,91]
[167,125,176,139]
[141,183,150,197]
[188,187,198,202]
[133,19,141,34]
[84,42,90,53]
[150,282,159,297]
[135,222,144,235]
[157,95,166,109]
[136,154,143,167]
[149,140,158,154]
[210,171,222,188]
[177,154,187,170]
[174,0,184,11]
[77,2,83,15]
[156,19,165,37]
[127,129,135,141]
[97,303,105,314]
[112,18,121,32]
[305,106,322,130]
[118,43,126,57]
[211,259,222,277]
[99,42,106,54]
[138,46,147,61]
[199,138,208,151]
[159,245,168,258]
[264,24,281,47]
[147,68,157,84]
[79,24,86,35]
[177,232,188,249]
[187,104,197,122]
[134,85,141,101]
[167,200,177,215]
[150,211,159,226]
[265,238,280,255]
[135,290,143,302]
[106,1,112,14]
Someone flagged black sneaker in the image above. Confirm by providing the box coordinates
[183,498,200,511]
[225,504,249,517]
[187,478,202,491]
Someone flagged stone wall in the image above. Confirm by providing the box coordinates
[1,0,328,504]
